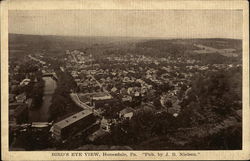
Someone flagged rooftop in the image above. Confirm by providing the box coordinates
[120,107,135,115]
[54,110,93,129]
[92,92,112,100]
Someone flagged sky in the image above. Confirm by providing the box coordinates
[9,10,242,39]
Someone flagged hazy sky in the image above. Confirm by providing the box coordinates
[9,10,242,39]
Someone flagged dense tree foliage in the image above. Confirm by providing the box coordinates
[49,69,80,121]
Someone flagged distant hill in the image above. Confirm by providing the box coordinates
[9,34,143,56]
[9,34,242,60]
[137,38,242,54]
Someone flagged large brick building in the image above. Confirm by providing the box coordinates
[53,110,96,140]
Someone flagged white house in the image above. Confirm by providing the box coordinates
[119,107,135,120]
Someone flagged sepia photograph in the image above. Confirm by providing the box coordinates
[1,0,249,160]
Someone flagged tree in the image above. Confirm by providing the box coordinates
[176,69,242,149]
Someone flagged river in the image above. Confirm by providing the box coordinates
[28,76,57,122]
